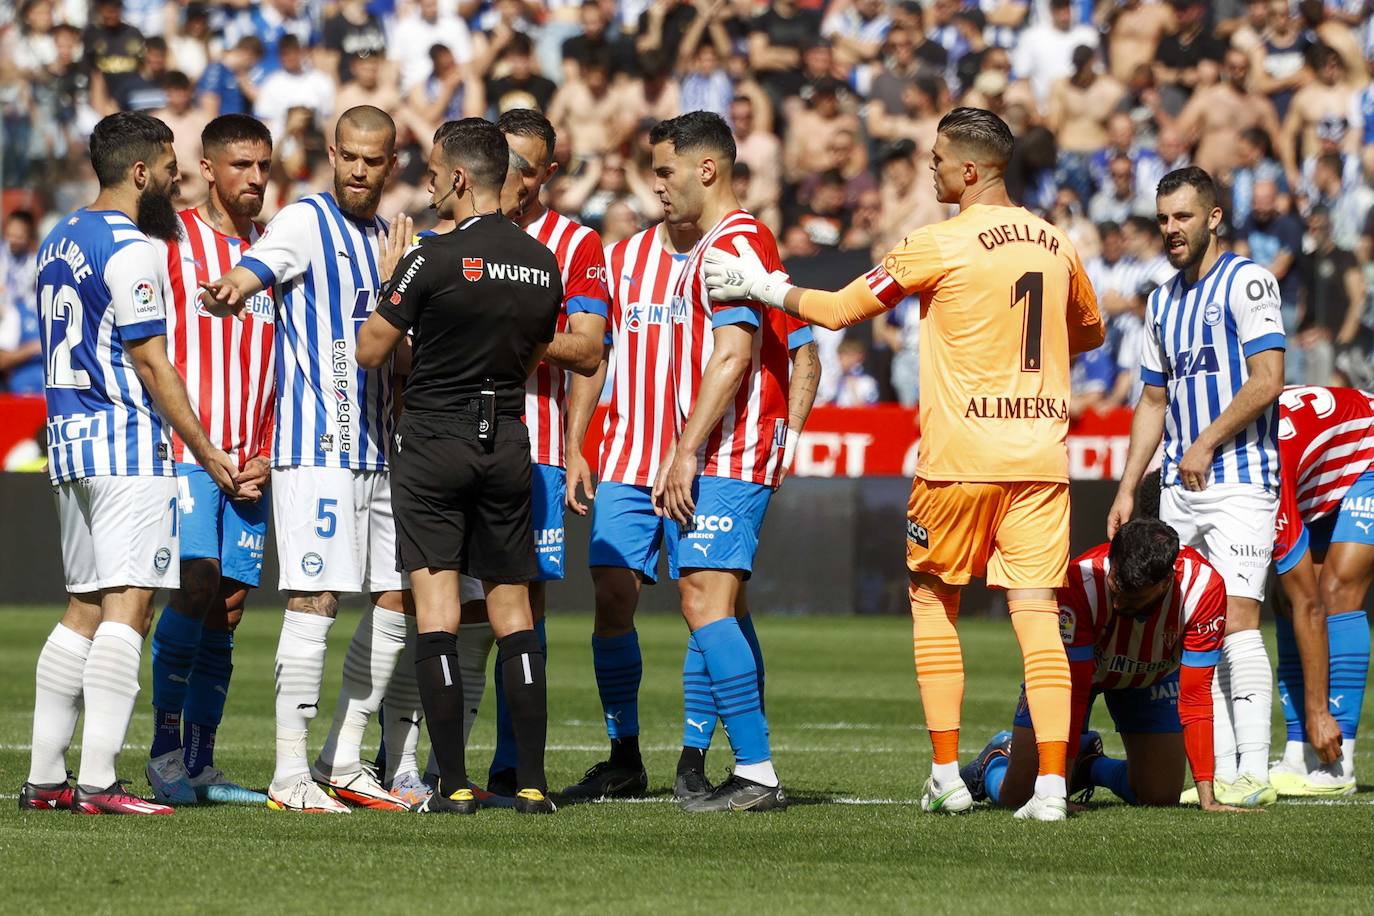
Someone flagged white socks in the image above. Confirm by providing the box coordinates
[426,621,495,781]
[318,606,409,774]
[1034,774,1067,798]
[735,760,779,788]
[1224,630,1273,780]
[77,622,143,790]
[28,624,92,785]
[381,618,422,779]
[274,610,334,785]
[931,761,960,785]
[1211,647,1238,784]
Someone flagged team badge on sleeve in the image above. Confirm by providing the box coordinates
[133,279,158,317]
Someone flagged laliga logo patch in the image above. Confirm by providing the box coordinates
[1058,607,1075,645]
[134,281,155,306]
[154,547,172,573]
[301,552,324,577]
[1203,302,1223,326]
[463,257,484,281]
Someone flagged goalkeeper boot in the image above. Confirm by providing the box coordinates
[959,730,1012,802]
[187,767,267,805]
[19,777,74,811]
[560,760,649,802]
[514,789,558,815]
[1013,792,1068,822]
[420,788,478,815]
[679,774,787,813]
[146,749,198,805]
[920,775,973,814]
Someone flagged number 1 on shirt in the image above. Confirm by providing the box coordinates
[1012,271,1043,373]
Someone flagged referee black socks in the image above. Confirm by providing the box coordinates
[497,629,548,793]
[415,631,467,797]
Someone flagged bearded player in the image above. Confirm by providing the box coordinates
[145,114,276,806]
[1268,386,1374,797]
[704,107,1104,820]
[961,519,1253,813]
[200,106,420,813]
[559,214,820,802]
[452,108,609,802]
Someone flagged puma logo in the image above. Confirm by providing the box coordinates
[687,717,709,732]
[1232,693,1256,704]
[692,543,710,558]
[1355,521,1373,535]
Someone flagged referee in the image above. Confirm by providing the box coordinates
[356,117,563,815]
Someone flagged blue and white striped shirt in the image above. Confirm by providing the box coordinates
[238,193,392,471]
[1140,253,1286,490]
[38,209,174,483]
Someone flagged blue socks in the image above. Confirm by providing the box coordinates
[693,617,769,766]
[592,631,642,741]
[1328,611,1369,739]
[183,628,234,777]
[491,617,545,777]
[150,606,202,758]
[1275,614,1305,741]
[985,755,1008,805]
[682,633,717,750]
[1276,611,1370,741]
[737,613,766,715]
[1089,755,1137,804]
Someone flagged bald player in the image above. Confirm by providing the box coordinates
[704,106,1104,822]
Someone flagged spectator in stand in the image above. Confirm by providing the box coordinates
[548,47,634,161]
[329,53,402,142]
[1226,125,1289,229]
[785,169,850,250]
[0,210,41,394]
[821,338,880,408]
[872,138,945,252]
[747,0,822,107]
[390,0,474,94]
[1152,0,1227,110]
[408,44,486,137]
[798,128,875,209]
[152,69,207,200]
[486,31,556,113]
[1084,221,1136,320]
[1175,47,1281,179]
[860,24,948,113]
[562,1,635,83]
[320,0,388,84]
[875,295,919,407]
[1235,178,1306,381]
[821,0,892,71]
[197,35,263,118]
[731,93,781,225]
[220,0,317,76]
[1306,152,1374,252]
[1012,0,1099,106]
[83,0,143,108]
[1088,113,1158,201]
[676,0,734,121]
[1088,153,1151,224]
[961,48,1039,121]
[1297,117,1363,205]
[1069,343,1119,419]
[600,198,643,246]
[1100,0,1174,85]
[785,77,860,185]
[254,34,334,139]
[867,73,942,161]
[1281,44,1357,190]
[166,3,210,82]
[1250,0,1312,120]
[1047,45,1124,202]
[1298,205,1367,386]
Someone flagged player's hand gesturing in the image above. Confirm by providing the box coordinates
[198,278,245,319]
[379,212,414,283]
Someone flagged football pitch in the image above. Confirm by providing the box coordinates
[0,606,1371,915]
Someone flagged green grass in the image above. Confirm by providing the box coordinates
[0,607,1371,914]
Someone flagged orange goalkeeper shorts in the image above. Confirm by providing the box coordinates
[905,478,1069,590]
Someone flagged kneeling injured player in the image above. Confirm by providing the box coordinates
[962,519,1255,812]
[1269,386,1373,796]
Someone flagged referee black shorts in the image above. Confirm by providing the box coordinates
[391,413,538,583]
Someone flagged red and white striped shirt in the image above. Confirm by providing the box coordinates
[1060,543,1225,782]
[599,225,685,486]
[163,208,275,466]
[523,208,609,468]
[1274,385,1374,572]
[671,209,792,487]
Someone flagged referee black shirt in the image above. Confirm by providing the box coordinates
[377,213,563,426]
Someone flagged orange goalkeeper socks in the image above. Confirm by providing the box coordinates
[911,585,963,774]
[1009,599,1071,795]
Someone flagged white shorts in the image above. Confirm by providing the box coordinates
[1159,483,1277,602]
[54,476,179,593]
[273,466,407,594]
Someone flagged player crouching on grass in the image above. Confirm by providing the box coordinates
[961,518,1259,813]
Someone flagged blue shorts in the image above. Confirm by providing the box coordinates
[176,462,269,587]
[532,463,567,581]
[1305,469,1374,562]
[589,482,668,583]
[1013,669,1182,736]
[666,476,772,579]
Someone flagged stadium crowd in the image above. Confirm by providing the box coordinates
[2,0,1374,408]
